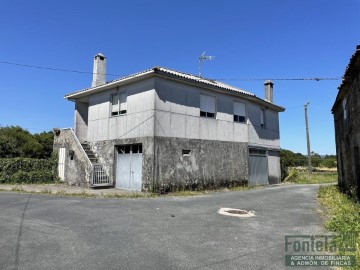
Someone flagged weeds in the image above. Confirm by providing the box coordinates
[318,185,360,268]
[285,168,337,184]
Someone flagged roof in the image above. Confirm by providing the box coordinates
[332,45,360,112]
[65,66,285,112]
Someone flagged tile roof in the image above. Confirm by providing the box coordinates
[65,66,284,111]
[332,45,360,112]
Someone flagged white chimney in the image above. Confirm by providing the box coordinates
[92,53,106,87]
[264,80,274,103]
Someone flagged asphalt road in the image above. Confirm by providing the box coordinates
[0,185,328,270]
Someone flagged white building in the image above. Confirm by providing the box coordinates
[54,54,285,192]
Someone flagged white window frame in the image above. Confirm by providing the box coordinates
[111,91,127,116]
[200,94,216,118]
[233,101,246,123]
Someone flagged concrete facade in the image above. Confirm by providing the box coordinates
[332,45,360,198]
[56,64,284,191]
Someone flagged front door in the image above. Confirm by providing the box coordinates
[116,144,142,191]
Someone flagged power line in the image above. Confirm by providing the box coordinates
[217,77,341,81]
[0,60,121,77]
[0,60,342,81]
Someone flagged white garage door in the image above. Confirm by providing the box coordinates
[116,144,142,191]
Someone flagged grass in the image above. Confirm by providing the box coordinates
[0,183,260,199]
[318,185,360,269]
[285,168,337,184]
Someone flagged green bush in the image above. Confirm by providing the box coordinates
[6,171,55,184]
[0,155,58,184]
[0,126,53,158]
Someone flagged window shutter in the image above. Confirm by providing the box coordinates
[112,94,119,113]
[119,92,127,111]
[200,94,215,113]
[234,102,245,117]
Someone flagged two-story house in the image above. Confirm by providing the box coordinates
[54,53,285,192]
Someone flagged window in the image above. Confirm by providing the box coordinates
[111,92,127,116]
[260,108,266,127]
[118,144,142,154]
[200,94,215,118]
[249,148,267,156]
[343,98,347,120]
[233,102,246,123]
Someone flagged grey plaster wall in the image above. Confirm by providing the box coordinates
[87,78,156,142]
[53,129,92,187]
[74,102,89,142]
[247,102,280,148]
[154,77,280,149]
[154,78,249,142]
[153,136,249,191]
[267,150,281,184]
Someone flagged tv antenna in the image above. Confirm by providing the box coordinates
[198,51,215,77]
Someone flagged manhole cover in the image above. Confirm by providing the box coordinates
[218,208,255,217]
[225,209,248,215]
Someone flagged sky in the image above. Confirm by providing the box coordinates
[0,0,359,155]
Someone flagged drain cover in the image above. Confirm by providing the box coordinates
[218,208,255,217]
[225,209,248,215]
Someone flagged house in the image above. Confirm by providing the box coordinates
[332,45,360,199]
[53,53,285,192]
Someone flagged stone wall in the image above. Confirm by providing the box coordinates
[53,128,92,187]
[153,137,249,192]
[333,60,360,195]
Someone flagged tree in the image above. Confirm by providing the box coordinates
[0,126,53,158]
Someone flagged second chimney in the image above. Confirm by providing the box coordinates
[92,53,106,87]
[264,80,274,103]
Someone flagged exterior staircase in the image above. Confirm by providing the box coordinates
[81,143,112,187]
[81,143,99,164]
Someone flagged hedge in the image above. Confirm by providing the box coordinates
[0,156,58,184]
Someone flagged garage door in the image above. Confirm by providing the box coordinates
[116,144,142,191]
[248,148,268,186]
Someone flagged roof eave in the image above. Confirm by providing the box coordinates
[64,66,285,112]
[64,70,155,100]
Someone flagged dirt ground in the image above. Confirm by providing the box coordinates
[0,183,145,197]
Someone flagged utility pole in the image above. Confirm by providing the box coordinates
[304,101,312,174]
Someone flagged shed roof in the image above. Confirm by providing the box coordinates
[65,66,285,112]
[332,45,360,112]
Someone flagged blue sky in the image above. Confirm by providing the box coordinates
[0,0,359,155]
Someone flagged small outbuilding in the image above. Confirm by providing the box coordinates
[332,45,360,198]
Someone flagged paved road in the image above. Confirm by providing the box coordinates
[0,185,328,270]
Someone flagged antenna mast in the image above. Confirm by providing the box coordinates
[198,51,215,77]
